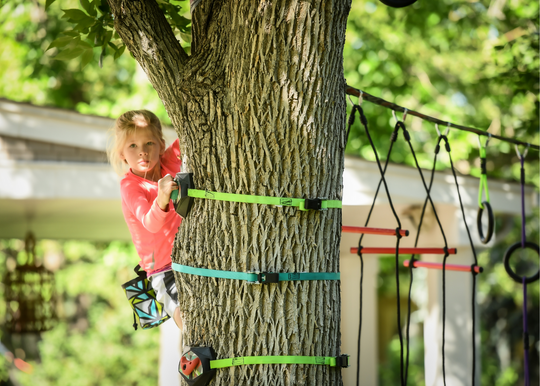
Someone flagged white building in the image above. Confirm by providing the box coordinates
[0,98,536,385]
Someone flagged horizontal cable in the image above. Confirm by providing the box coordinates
[346,85,539,151]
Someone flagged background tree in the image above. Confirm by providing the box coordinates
[0,239,161,386]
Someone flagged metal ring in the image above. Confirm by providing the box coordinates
[476,201,494,244]
[503,241,540,284]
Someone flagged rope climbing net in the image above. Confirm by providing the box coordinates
[346,85,538,386]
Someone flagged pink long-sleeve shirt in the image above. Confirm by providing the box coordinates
[120,139,182,274]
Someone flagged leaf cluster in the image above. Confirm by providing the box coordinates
[0,239,161,385]
[344,1,539,187]
[46,0,191,68]
[0,0,171,121]
[46,0,122,69]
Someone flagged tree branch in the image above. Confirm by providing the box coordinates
[107,0,189,94]
[191,0,217,54]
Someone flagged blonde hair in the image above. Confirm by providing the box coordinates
[107,110,166,176]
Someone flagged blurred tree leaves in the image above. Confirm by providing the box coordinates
[1,0,537,187]
[344,0,539,188]
[44,0,190,68]
[0,0,187,123]
[0,240,161,385]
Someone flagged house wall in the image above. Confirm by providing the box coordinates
[0,135,107,163]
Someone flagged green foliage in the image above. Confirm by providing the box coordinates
[0,240,160,385]
[379,335,425,386]
[0,0,171,122]
[344,1,539,187]
[45,0,191,67]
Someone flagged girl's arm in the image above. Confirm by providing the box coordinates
[121,180,176,233]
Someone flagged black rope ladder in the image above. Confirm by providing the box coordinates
[347,100,482,386]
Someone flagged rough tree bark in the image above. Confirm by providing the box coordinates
[109,1,351,384]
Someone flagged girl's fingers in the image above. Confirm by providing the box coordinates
[159,174,172,183]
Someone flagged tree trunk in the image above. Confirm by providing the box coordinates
[109,1,351,384]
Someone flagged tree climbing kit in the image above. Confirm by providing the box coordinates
[169,171,346,382]
[121,265,170,330]
[178,346,349,386]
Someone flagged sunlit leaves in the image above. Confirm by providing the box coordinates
[47,0,191,66]
[79,0,96,17]
[156,0,191,38]
[46,4,116,69]
[47,35,75,50]
[344,1,539,187]
[45,0,56,10]
[61,8,88,21]
[0,1,171,121]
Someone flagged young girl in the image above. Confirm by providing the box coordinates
[108,110,182,329]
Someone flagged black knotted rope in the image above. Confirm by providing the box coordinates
[404,133,447,384]
[349,104,480,386]
[402,132,452,385]
[354,105,444,386]
[349,105,407,386]
[437,133,480,386]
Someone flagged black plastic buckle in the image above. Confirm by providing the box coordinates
[335,354,350,368]
[173,173,195,218]
[257,272,280,284]
[304,198,323,210]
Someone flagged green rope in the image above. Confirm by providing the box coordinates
[478,144,490,209]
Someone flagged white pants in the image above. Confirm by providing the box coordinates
[149,270,178,318]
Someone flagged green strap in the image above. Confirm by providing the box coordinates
[187,189,341,211]
[210,355,346,369]
[173,264,340,283]
[478,147,490,209]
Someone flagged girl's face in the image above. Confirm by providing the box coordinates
[119,126,163,179]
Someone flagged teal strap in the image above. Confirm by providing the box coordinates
[478,146,490,209]
[172,263,340,283]
[210,355,348,369]
[187,189,341,211]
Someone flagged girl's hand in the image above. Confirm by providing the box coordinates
[157,174,179,211]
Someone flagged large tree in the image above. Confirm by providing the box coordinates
[1,0,538,384]
[110,1,349,385]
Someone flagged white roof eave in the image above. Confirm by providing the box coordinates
[0,99,177,152]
